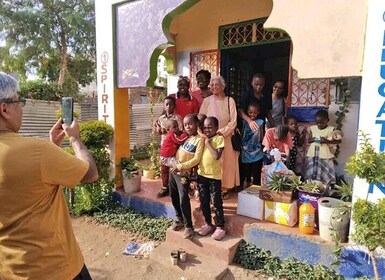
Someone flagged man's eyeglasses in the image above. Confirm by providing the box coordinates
[0,98,26,107]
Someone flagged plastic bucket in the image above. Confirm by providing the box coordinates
[318,197,351,242]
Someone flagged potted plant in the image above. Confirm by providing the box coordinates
[117,156,141,193]
[259,173,300,203]
[136,162,156,179]
[317,181,352,242]
[343,132,385,280]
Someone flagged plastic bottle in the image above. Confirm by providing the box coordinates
[299,198,315,234]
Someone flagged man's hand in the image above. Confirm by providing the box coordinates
[62,119,81,139]
[49,119,66,146]
[248,120,259,131]
[170,165,179,173]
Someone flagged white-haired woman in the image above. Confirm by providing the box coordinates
[199,76,240,199]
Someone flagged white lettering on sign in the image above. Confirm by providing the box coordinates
[100,51,109,122]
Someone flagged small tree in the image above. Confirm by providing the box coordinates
[345,132,385,280]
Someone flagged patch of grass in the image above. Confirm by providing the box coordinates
[93,203,172,241]
[234,240,344,280]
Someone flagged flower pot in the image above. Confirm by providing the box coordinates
[122,170,141,193]
[318,197,351,242]
[143,169,156,179]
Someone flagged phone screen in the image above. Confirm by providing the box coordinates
[62,97,74,125]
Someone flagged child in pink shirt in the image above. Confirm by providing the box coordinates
[262,125,293,163]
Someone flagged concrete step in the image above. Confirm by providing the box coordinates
[151,242,229,280]
[165,228,241,264]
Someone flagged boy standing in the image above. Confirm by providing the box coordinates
[154,96,183,198]
[197,117,226,241]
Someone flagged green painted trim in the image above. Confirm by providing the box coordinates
[147,0,201,87]
[161,51,175,74]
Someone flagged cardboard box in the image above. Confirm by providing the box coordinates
[264,200,298,227]
[237,185,264,220]
[259,188,295,203]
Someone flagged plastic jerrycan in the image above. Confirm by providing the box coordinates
[299,198,315,234]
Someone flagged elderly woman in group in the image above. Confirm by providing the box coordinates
[199,76,240,199]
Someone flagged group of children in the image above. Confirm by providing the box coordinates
[154,89,341,241]
[155,96,226,240]
[239,103,340,187]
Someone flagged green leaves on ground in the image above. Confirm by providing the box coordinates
[234,240,344,280]
[93,203,172,241]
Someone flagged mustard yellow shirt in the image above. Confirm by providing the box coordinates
[306,125,336,159]
[198,135,225,180]
[176,134,204,171]
[0,133,88,280]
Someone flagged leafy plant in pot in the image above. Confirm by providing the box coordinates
[343,132,385,280]
[317,180,352,244]
[117,156,141,193]
[259,173,300,203]
[136,162,156,179]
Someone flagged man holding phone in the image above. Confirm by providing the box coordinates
[0,72,98,280]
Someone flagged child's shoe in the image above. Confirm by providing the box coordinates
[171,220,184,231]
[212,227,226,241]
[198,224,214,236]
[182,227,194,239]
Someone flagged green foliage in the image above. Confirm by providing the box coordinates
[0,0,95,89]
[300,180,325,194]
[79,120,114,149]
[64,120,115,215]
[18,80,79,101]
[333,181,353,202]
[234,240,344,280]
[267,173,298,191]
[334,78,351,158]
[345,132,385,184]
[131,144,150,161]
[148,88,163,178]
[351,198,385,252]
[93,203,172,241]
[117,156,139,178]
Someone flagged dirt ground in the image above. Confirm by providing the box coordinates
[72,216,268,280]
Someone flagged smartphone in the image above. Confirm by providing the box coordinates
[61,97,74,125]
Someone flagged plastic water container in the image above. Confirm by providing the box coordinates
[299,198,315,234]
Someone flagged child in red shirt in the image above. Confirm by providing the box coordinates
[160,119,188,168]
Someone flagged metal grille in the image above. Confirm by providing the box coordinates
[189,50,220,91]
[289,69,330,107]
[220,18,290,49]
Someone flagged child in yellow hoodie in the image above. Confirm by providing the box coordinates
[169,114,204,239]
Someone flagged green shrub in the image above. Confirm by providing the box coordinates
[234,240,344,280]
[93,203,172,241]
[79,120,114,149]
[65,120,115,215]
[18,79,80,101]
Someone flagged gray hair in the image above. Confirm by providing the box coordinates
[210,75,226,88]
[0,72,18,99]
